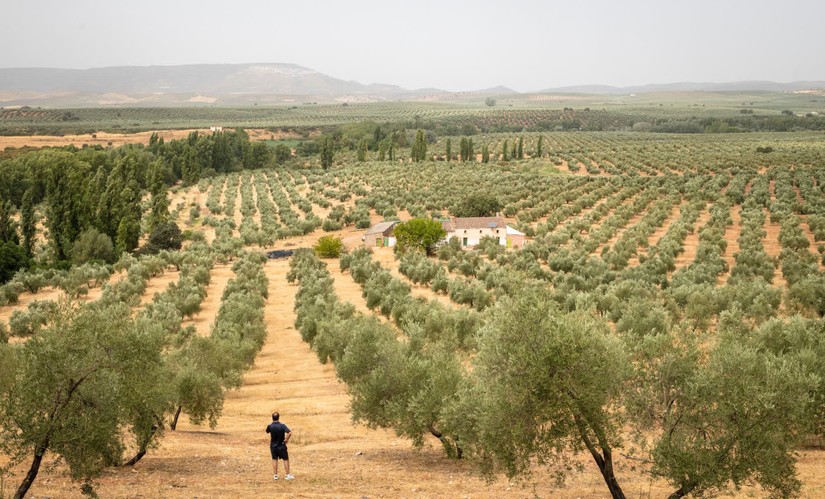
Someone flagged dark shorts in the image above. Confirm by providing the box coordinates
[270,444,289,460]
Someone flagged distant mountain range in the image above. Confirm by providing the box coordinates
[0,63,823,107]
[0,63,440,106]
[542,81,825,94]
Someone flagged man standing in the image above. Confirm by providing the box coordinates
[266,412,293,481]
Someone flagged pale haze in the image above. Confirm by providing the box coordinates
[3,0,824,92]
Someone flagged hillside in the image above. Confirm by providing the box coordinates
[0,63,438,107]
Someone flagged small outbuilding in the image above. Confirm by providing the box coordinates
[363,221,399,248]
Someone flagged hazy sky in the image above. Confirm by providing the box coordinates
[3,0,824,92]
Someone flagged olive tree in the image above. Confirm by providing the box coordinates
[449,287,629,498]
[626,325,817,498]
[0,302,165,498]
[393,218,446,256]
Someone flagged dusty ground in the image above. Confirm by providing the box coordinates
[0,128,297,151]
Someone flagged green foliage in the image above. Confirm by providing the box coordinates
[143,221,183,255]
[0,302,166,496]
[72,228,115,264]
[626,326,816,497]
[393,218,446,256]
[450,287,628,494]
[410,129,428,162]
[314,235,345,259]
[320,135,335,169]
[356,138,368,162]
[0,241,29,284]
[452,194,503,218]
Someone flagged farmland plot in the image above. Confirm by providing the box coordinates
[3,130,825,497]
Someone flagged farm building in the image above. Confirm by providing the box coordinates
[441,217,526,248]
[363,218,525,249]
[363,221,399,248]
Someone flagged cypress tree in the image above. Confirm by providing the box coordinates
[320,136,334,169]
[481,144,490,164]
[517,136,524,159]
[411,129,427,162]
[0,201,17,245]
[115,211,140,256]
[378,141,387,161]
[21,188,36,257]
[502,140,509,161]
[468,139,474,162]
[536,135,544,158]
[357,138,368,162]
[445,139,452,162]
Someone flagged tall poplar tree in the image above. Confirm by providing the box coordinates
[320,136,335,169]
[411,129,427,162]
[20,188,36,257]
[357,138,368,162]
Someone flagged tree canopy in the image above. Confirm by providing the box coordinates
[393,218,446,256]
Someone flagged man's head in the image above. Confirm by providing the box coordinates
[272,412,280,422]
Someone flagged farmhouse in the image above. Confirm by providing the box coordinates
[441,217,526,248]
[363,217,525,249]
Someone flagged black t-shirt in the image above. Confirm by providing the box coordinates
[266,421,290,446]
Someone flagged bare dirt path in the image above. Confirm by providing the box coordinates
[183,263,233,337]
[763,208,788,287]
[673,206,712,272]
[326,258,382,318]
[629,201,685,267]
[372,248,460,308]
[135,270,180,313]
[720,204,743,285]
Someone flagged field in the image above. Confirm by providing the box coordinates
[2,114,825,497]
[1,90,823,137]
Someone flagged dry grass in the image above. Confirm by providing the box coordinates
[0,128,294,151]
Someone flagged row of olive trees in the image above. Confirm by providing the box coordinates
[0,246,268,497]
[289,248,825,499]
[289,249,466,456]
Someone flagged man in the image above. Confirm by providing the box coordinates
[266,412,293,481]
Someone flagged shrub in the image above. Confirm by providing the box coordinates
[144,222,184,254]
[314,236,345,259]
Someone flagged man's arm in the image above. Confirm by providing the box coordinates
[284,429,291,444]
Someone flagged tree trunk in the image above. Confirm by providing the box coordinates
[428,425,462,459]
[14,438,48,499]
[124,421,160,466]
[170,406,182,431]
[123,448,147,467]
[668,483,696,499]
[597,448,625,499]
[573,413,626,499]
